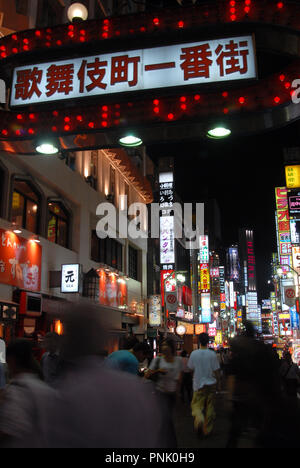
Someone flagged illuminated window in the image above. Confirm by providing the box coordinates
[11,180,40,233]
[47,201,69,248]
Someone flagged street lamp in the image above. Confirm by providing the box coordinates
[67,3,88,23]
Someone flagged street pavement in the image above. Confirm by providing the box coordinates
[174,393,254,449]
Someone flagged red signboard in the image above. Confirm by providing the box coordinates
[99,270,127,308]
[0,229,42,292]
[160,270,175,304]
[182,285,192,306]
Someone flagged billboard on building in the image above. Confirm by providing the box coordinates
[246,230,257,292]
[201,293,211,323]
[228,247,240,282]
[275,187,292,265]
[0,229,42,292]
[285,165,300,189]
[149,295,162,327]
[11,36,257,107]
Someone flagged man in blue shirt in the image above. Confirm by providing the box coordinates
[106,342,151,376]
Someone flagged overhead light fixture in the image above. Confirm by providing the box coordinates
[35,137,59,155]
[11,223,22,234]
[207,126,231,139]
[31,235,41,243]
[119,135,143,147]
[67,2,88,23]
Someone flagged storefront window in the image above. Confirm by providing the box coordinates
[47,202,69,248]
[129,245,138,281]
[11,180,39,233]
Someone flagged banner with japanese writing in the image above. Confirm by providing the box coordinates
[0,229,42,291]
[275,187,292,267]
[11,35,256,107]
[99,270,127,308]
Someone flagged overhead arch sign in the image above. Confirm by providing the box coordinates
[10,35,256,107]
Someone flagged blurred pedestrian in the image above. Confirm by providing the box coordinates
[41,332,62,387]
[280,352,300,399]
[146,339,183,408]
[0,338,6,364]
[226,321,283,448]
[0,339,55,448]
[145,338,183,447]
[188,333,221,437]
[106,341,151,376]
[0,362,5,390]
[180,350,193,403]
[44,303,171,448]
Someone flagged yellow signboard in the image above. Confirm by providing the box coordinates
[285,165,300,189]
[215,331,222,345]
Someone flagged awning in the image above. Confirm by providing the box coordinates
[0,299,19,307]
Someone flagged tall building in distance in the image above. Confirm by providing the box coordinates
[239,228,261,332]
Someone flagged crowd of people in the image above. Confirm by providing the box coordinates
[0,311,299,448]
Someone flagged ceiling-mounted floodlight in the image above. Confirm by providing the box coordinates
[35,137,59,155]
[119,135,143,147]
[67,3,88,23]
[207,127,232,139]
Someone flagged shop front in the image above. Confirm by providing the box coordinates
[0,227,42,345]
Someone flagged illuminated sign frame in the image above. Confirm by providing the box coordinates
[61,264,80,293]
[11,35,256,107]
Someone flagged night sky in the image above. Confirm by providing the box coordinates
[147,120,300,301]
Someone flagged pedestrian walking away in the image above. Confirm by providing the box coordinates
[0,339,56,448]
[180,350,193,403]
[188,333,221,437]
[40,332,62,387]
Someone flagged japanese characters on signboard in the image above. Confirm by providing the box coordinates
[285,165,300,189]
[159,172,174,210]
[98,270,127,308]
[0,229,41,291]
[288,189,300,245]
[61,264,80,293]
[149,295,162,327]
[160,270,175,305]
[201,293,211,323]
[178,321,194,335]
[228,247,240,281]
[199,235,209,264]
[200,263,210,293]
[11,36,256,107]
[160,172,175,270]
[219,266,226,311]
[160,216,175,266]
[275,187,292,266]
[246,230,256,292]
[195,324,206,335]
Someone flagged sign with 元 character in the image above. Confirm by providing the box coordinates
[61,264,80,293]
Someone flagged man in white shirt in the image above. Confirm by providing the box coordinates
[188,333,221,436]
